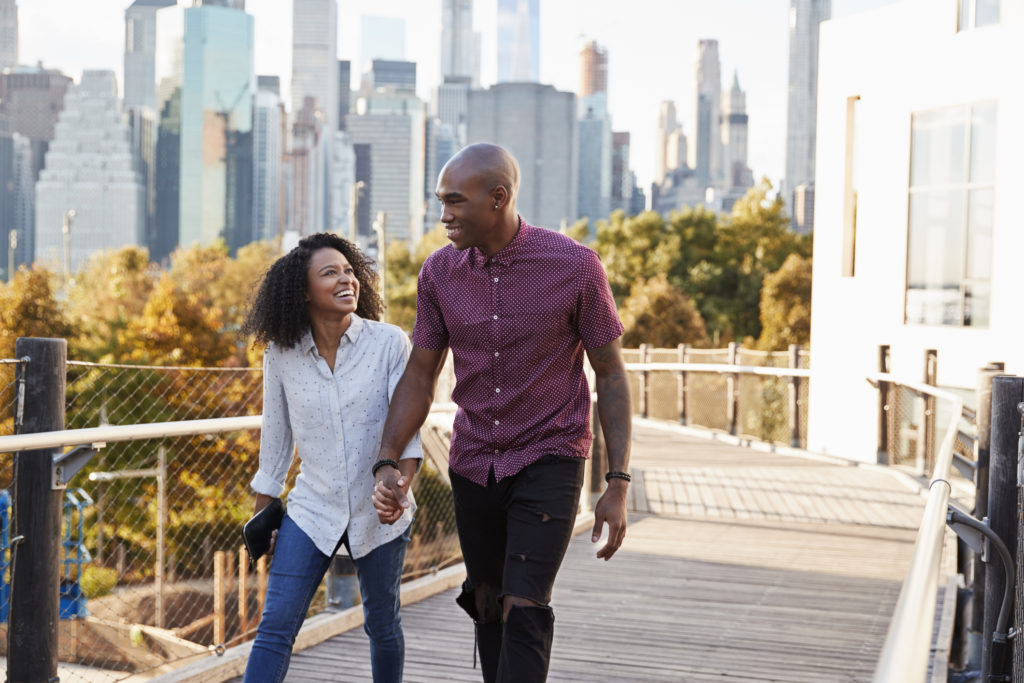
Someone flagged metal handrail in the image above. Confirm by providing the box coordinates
[0,415,263,453]
[622,361,810,378]
[870,372,965,683]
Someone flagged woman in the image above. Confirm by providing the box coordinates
[242,233,420,683]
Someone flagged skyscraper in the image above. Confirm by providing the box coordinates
[0,0,17,69]
[467,83,577,230]
[721,72,753,191]
[292,0,338,133]
[654,100,685,185]
[291,0,338,236]
[175,2,255,251]
[576,40,611,223]
[35,71,145,272]
[435,75,470,146]
[346,89,427,244]
[0,65,72,266]
[253,76,283,242]
[370,59,417,92]
[610,131,632,215]
[338,59,351,128]
[441,0,480,86]
[288,96,327,237]
[0,132,32,279]
[496,0,539,83]
[785,0,831,231]
[579,40,608,97]
[691,39,722,190]
[124,0,177,111]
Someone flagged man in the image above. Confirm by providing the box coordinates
[371,143,631,682]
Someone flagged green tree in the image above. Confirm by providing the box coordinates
[620,274,708,348]
[386,224,449,332]
[757,253,812,351]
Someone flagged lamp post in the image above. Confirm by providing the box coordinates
[62,209,76,284]
[372,212,387,323]
[349,181,365,244]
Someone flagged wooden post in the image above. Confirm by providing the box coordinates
[590,395,605,497]
[238,547,249,631]
[876,345,891,465]
[8,338,66,683]
[214,550,226,645]
[788,344,802,448]
[677,343,688,425]
[982,375,1022,681]
[917,349,937,474]
[638,343,650,419]
[726,342,738,436]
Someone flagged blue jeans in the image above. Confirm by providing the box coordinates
[243,515,410,683]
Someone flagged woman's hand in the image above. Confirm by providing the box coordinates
[373,465,410,525]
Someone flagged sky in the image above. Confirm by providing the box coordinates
[17,0,901,193]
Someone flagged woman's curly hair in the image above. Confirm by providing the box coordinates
[242,233,384,348]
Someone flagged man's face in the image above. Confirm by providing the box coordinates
[434,160,494,251]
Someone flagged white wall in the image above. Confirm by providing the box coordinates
[808,0,1024,461]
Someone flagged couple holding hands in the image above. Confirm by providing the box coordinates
[241,144,632,683]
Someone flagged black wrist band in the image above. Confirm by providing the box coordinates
[372,458,401,476]
[605,471,631,483]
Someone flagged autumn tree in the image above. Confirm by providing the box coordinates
[67,246,157,362]
[757,253,812,351]
[0,265,73,359]
[620,273,708,348]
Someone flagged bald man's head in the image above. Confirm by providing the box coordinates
[444,143,520,206]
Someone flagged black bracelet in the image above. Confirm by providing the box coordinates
[605,471,631,483]
[372,458,401,477]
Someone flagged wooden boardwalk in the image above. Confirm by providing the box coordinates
[234,422,954,682]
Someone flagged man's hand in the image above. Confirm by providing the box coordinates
[591,479,628,560]
[373,464,411,525]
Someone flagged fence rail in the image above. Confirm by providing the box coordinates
[870,373,965,682]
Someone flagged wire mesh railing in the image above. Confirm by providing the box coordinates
[0,357,462,682]
[621,344,809,448]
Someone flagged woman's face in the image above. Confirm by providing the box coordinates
[305,247,359,319]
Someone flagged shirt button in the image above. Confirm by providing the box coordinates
[494,351,499,357]
[492,315,498,320]
[494,449,499,454]
[494,420,500,425]
[493,277,499,282]
[495,387,500,393]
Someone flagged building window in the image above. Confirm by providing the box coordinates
[842,95,860,278]
[959,0,1000,30]
[905,102,996,327]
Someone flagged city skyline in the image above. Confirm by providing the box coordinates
[17,0,898,199]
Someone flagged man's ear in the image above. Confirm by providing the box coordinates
[492,185,509,210]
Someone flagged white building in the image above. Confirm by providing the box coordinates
[807,0,1019,462]
[0,0,16,70]
[35,71,144,272]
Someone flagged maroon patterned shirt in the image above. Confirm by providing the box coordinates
[412,218,624,485]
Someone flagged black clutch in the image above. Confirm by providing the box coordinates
[242,497,285,567]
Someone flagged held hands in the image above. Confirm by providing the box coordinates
[591,479,628,561]
[373,464,411,525]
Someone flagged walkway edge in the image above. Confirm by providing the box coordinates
[135,511,596,683]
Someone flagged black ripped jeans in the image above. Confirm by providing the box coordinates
[450,454,585,682]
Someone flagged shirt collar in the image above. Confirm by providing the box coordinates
[301,312,365,356]
[471,216,531,268]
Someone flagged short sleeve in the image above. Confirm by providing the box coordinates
[411,256,450,351]
[576,248,624,350]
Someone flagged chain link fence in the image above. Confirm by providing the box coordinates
[0,356,460,682]
[882,381,974,479]
[622,345,810,447]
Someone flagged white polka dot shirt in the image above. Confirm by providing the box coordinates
[250,313,421,559]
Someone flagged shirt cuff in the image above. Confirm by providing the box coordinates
[250,469,285,498]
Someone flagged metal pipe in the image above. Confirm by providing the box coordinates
[873,380,963,683]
